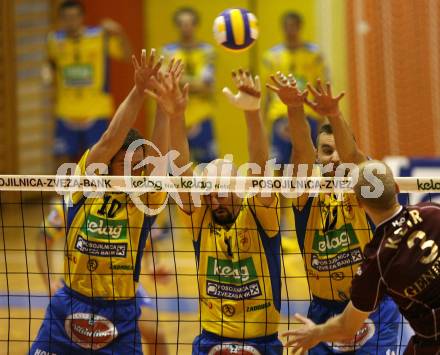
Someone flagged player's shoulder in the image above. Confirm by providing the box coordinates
[302,42,321,53]
[197,42,214,51]
[162,42,181,54]
[48,30,66,42]
[266,44,285,55]
[84,26,104,38]
[411,202,440,220]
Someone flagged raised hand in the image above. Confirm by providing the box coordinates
[145,59,189,119]
[266,71,308,108]
[306,79,345,118]
[132,48,163,95]
[222,69,261,111]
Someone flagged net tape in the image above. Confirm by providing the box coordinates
[0,175,438,193]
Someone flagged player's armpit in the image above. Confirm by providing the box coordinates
[249,194,280,238]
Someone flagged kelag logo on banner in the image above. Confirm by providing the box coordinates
[384,157,440,206]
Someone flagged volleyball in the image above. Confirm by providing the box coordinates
[213,8,258,51]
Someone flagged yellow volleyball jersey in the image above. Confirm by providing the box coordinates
[262,43,327,121]
[47,26,124,121]
[64,150,162,299]
[185,196,281,339]
[293,193,373,301]
[161,43,215,127]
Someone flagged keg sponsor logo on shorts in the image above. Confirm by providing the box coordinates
[75,236,127,257]
[311,248,363,272]
[312,224,359,256]
[206,281,262,300]
[206,256,258,284]
[208,343,261,355]
[64,313,118,350]
[81,215,127,240]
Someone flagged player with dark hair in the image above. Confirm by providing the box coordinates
[284,160,440,355]
[267,74,400,354]
[36,197,171,355]
[146,69,283,354]
[162,6,217,164]
[30,49,172,354]
[46,0,131,167]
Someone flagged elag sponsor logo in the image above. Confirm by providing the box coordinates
[312,224,359,256]
[81,215,127,240]
[206,256,258,285]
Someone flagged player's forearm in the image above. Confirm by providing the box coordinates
[287,105,315,169]
[88,87,144,165]
[327,112,366,164]
[170,115,191,173]
[315,314,359,343]
[245,110,269,175]
[146,106,170,176]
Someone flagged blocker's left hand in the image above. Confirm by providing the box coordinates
[222,69,261,112]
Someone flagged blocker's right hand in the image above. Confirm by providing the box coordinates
[145,58,189,119]
[266,71,308,108]
[222,69,261,112]
[132,48,164,95]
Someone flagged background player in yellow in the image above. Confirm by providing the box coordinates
[161,7,217,164]
[46,0,131,167]
[145,67,283,354]
[267,74,400,354]
[263,12,327,166]
[35,198,171,355]
[30,48,170,354]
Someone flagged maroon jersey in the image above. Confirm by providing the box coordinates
[351,203,440,341]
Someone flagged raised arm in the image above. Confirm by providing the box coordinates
[223,69,274,207]
[86,49,162,168]
[267,72,315,176]
[306,80,367,164]
[145,61,193,213]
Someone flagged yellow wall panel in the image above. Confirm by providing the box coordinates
[144,0,347,164]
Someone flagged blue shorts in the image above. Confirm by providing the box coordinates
[188,119,217,164]
[307,296,400,354]
[136,284,153,309]
[54,118,108,159]
[271,116,319,165]
[192,330,283,355]
[29,285,142,355]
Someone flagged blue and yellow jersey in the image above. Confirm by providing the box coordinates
[293,193,373,301]
[47,26,124,121]
[63,150,163,299]
[185,196,281,339]
[161,43,215,127]
[263,43,327,122]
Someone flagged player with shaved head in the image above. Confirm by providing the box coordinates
[284,160,440,354]
[267,73,400,354]
[146,69,283,354]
